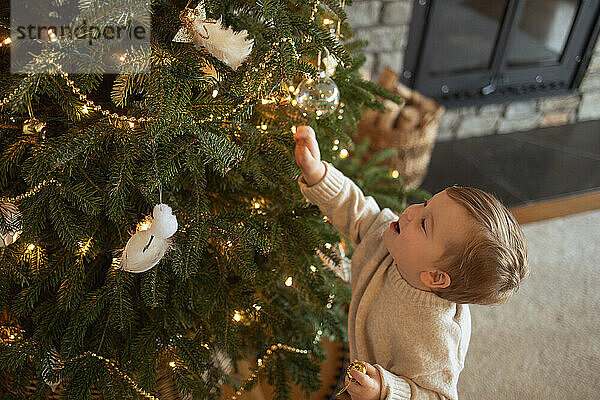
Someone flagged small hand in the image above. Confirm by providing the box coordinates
[293,125,326,186]
[344,360,381,400]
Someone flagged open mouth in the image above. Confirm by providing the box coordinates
[389,220,400,234]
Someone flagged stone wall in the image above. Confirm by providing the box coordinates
[347,0,600,141]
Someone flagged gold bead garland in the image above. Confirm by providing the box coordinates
[311,0,320,21]
[0,37,304,127]
[75,351,161,400]
[0,327,159,399]
[229,342,311,400]
[0,74,36,108]
[0,179,60,203]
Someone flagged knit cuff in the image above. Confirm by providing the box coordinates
[374,364,411,400]
[298,161,346,205]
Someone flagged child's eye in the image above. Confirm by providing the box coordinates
[421,217,426,232]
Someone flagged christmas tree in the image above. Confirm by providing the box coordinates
[0,0,428,398]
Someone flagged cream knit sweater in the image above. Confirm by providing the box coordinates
[298,161,471,400]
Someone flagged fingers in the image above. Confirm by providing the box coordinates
[364,362,378,377]
[347,372,377,399]
[352,360,378,379]
[294,142,314,167]
[345,361,381,400]
[293,125,320,159]
[294,125,315,141]
[349,369,371,386]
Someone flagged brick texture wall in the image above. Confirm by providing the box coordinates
[347,0,600,141]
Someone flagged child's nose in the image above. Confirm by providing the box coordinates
[404,205,417,221]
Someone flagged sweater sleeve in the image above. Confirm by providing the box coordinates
[374,365,452,400]
[297,160,383,247]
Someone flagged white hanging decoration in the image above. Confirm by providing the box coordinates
[316,242,351,282]
[41,348,63,392]
[322,53,338,77]
[120,203,178,273]
[201,345,233,393]
[0,201,23,248]
[173,2,254,70]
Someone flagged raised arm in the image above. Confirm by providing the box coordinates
[294,126,382,247]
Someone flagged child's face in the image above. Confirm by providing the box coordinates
[381,188,475,291]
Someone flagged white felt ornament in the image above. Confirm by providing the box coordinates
[173,2,254,70]
[0,201,23,248]
[120,203,178,273]
[316,242,351,282]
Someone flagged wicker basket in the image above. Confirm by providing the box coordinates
[352,67,445,190]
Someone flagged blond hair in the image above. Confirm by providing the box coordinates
[432,186,529,305]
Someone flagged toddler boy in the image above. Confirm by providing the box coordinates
[293,125,528,400]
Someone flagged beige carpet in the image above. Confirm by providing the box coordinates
[458,209,600,399]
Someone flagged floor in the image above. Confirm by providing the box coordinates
[420,119,600,209]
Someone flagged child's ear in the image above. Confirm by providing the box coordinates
[420,270,451,289]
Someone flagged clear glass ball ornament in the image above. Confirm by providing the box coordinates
[295,72,340,118]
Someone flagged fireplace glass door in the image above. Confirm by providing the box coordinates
[403,0,600,107]
[506,0,578,66]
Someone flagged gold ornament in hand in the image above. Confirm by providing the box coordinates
[336,361,367,397]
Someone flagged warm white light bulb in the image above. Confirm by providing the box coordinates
[339,149,349,158]
[233,311,242,322]
[137,218,152,231]
[391,170,399,178]
[212,89,219,97]
[285,276,293,286]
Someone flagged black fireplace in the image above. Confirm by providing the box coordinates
[402,0,600,108]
